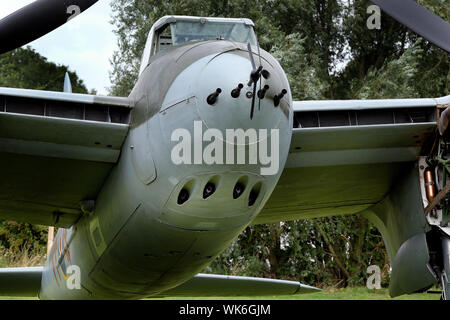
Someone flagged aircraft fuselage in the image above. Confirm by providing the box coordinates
[39,39,293,299]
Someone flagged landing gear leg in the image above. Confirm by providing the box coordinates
[441,237,450,300]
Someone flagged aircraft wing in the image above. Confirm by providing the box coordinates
[0,267,42,297]
[0,87,133,227]
[254,95,450,225]
[153,273,319,297]
[0,269,318,298]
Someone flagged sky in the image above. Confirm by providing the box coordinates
[0,0,118,95]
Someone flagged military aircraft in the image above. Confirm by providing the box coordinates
[0,0,449,300]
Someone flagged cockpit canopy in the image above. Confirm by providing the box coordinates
[139,16,257,75]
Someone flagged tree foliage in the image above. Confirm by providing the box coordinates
[109,0,344,97]
[204,216,390,287]
[110,0,449,99]
[0,222,47,254]
[0,47,88,93]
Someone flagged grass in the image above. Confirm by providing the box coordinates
[0,246,46,268]
[148,287,441,300]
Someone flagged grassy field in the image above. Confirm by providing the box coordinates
[150,287,441,300]
[1,287,441,300]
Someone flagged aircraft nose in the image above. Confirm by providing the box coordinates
[194,51,287,139]
[155,48,293,232]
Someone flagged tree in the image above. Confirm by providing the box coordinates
[109,0,343,97]
[205,216,389,287]
[336,0,449,99]
[0,47,88,93]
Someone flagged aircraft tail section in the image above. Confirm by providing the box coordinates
[63,72,73,93]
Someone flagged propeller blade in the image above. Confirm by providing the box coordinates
[247,42,264,119]
[0,0,99,54]
[371,0,450,52]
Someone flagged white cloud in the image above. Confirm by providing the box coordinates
[0,0,119,96]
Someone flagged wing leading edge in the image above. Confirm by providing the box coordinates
[153,273,319,297]
[0,269,319,298]
[0,88,133,227]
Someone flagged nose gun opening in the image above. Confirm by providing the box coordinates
[207,88,222,105]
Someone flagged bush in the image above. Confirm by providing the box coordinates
[0,221,48,267]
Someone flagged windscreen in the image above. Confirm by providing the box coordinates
[172,21,257,45]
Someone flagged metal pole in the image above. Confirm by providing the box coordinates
[441,237,450,300]
[47,227,54,256]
